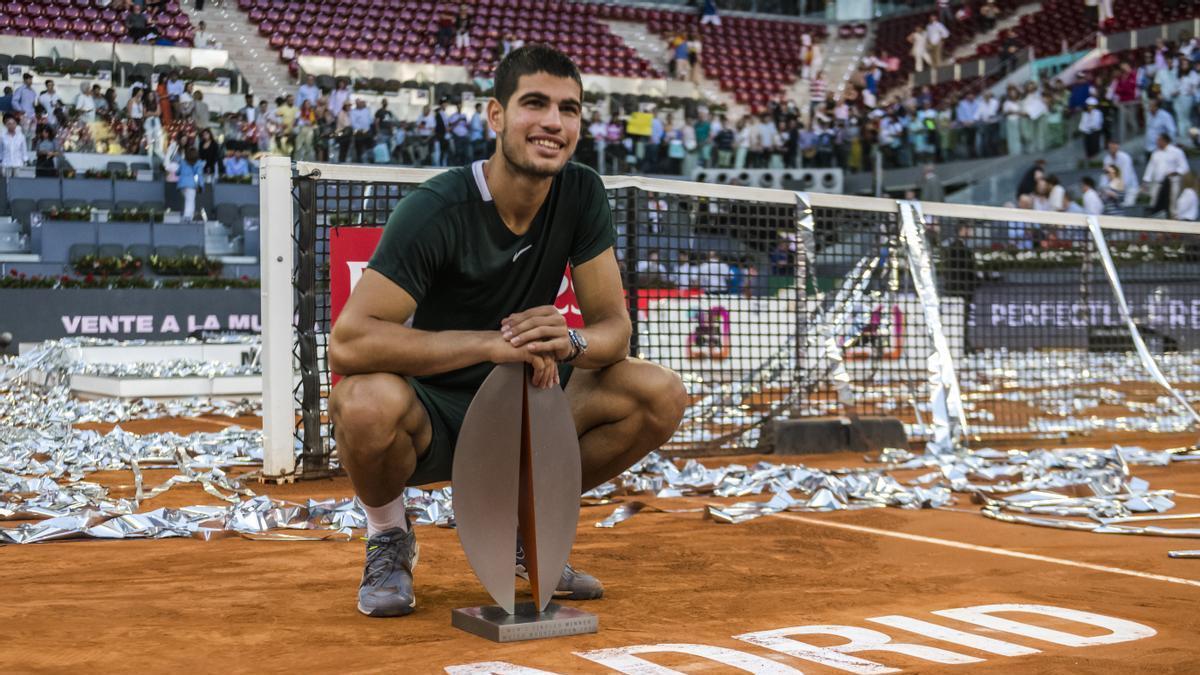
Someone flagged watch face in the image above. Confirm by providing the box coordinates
[574,330,588,350]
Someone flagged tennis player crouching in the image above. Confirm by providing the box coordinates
[328,45,688,617]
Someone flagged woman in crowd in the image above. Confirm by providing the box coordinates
[1099,164,1125,215]
[197,127,222,183]
[177,146,205,222]
[294,99,317,161]
[34,125,60,177]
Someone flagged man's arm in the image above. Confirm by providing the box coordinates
[504,248,631,370]
[329,269,562,387]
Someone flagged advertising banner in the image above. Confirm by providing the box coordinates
[971,280,1200,350]
[1,288,261,349]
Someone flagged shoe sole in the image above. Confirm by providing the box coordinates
[357,598,416,618]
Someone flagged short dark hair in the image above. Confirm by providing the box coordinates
[1081,176,1095,189]
[494,44,582,107]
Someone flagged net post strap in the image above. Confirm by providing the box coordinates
[1084,216,1200,429]
[898,200,968,453]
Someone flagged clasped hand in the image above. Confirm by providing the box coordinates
[490,305,572,389]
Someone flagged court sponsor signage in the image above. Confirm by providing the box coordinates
[445,602,1156,673]
[971,280,1200,349]
[328,226,585,330]
[0,288,260,346]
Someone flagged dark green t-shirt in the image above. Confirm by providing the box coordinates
[368,160,615,392]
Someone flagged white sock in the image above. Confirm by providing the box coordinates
[364,494,408,537]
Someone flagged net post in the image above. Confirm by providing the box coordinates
[259,155,296,481]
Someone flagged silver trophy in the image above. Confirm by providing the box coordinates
[450,363,599,642]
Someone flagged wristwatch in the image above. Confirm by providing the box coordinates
[561,329,588,363]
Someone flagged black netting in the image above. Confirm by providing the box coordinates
[290,168,1200,476]
[929,214,1200,443]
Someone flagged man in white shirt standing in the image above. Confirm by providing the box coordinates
[1078,97,1103,159]
[37,80,61,127]
[695,251,731,294]
[1,115,29,169]
[1102,140,1139,206]
[1080,177,1104,215]
[193,21,219,49]
[926,15,950,67]
[1020,84,1048,153]
[1143,133,1191,217]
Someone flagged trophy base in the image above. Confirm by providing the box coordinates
[451,602,598,642]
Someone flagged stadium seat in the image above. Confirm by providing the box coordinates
[179,244,204,258]
[126,243,153,261]
[97,243,125,259]
[68,243,97,263]
[154,244,181,258]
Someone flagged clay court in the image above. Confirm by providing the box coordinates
[4,412,1198,674]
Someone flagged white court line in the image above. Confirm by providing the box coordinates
[768,512,1200,589]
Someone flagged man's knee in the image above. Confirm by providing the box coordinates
[330,373,422,458]
[633,362,688,439]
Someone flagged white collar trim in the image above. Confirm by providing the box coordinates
[471,160,493,202]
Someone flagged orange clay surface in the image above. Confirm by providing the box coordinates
[3,417,1199,673]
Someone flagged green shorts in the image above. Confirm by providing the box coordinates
[405,364,574,486]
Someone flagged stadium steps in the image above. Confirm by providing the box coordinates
[191,1,289,99]
[781,24,870,112]
[945,3,1043,65]
[600,19,744,117]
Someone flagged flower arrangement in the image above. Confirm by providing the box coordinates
[0,270,258,289]
[72,254,144,277]
[219,174,254,185]
[82,169,112,179]
[42,205,94,222]
[973,241,1195,272]
[149,254,224,276]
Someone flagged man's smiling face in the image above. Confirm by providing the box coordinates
[491,71,582,179]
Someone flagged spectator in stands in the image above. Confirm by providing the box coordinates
[688,32,703,85]
[1080,176,1104,215]
[197,128,221,181]
[954,93,979,159]
[1177,173,1199,220]
[239,93,256,123]
[701,0,721,26]
[126,85,145,129]
[670,251,693,288]
[672,34,690,82]
[1016,158,1045,200]
[1000,86,1024,155]
[327,79,351,119]
[297,75,320,109]
[1144,133,1190,217]
[979,0,1000,31]
[1144,98,1176,161]
[1175,59,1197,131]
[12,74,36,130]
[0,87,11,115]
[434,7,456,56]
[499,33,523,60]
[1099,164,1126,214]
[447,103,470,165]
[224,149,249,176]
[1111,62,1138,102]
[178,147,204,221]
[1102,139,1138,205]
[926,15,950,68]
[294,100,317,162]
[127,4,151,42]
[194,20,218,49]
[636,250,668,283]
[1020,81,1048,153]
[177,82,196,120]
[454,4,473,50]
[1079,97,1104,159]
[2,115,28,169]
[695,251,731,293]
[37,81,61,129]
[191,90,211,129]
[101,88,119,120]
[909,23,930,74]
[74,83,96,124]
[335,101,354,162]
[800,33,822,81]
[468,102,486,163]
[1008,195,1036,248]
